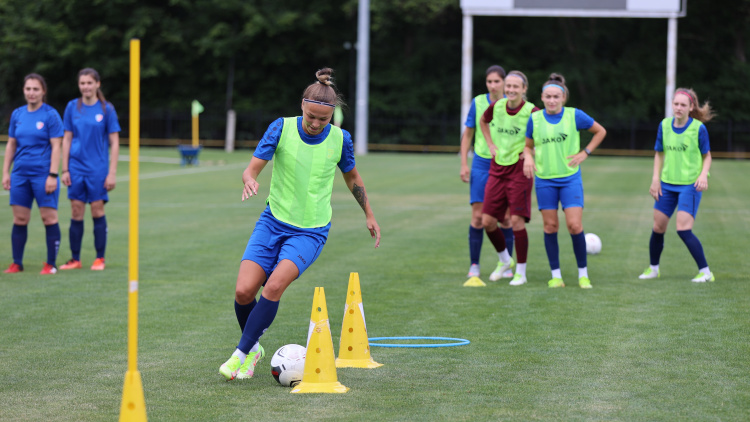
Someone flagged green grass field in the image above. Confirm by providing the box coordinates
[1,149,749,421]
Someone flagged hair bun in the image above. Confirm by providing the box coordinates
[316,68,334,86]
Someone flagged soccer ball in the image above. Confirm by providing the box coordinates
[270,344,306,387]
[585,233,602,255]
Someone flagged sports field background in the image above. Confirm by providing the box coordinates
[1,149,748,421]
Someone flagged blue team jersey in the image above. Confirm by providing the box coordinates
[253,117,356,173]
[525,108,594,139]
[654,117,710,154]
[8,103,64,177]
[63,99,121,176]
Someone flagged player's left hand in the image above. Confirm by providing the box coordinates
[242,178,259,201]
[566,151,587,168]
[694,175,708,192]
[104,174,116,191]
[367,216,381,248]
[45,176,56,194]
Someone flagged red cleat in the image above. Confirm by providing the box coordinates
[91,258,106,271]
[4,263,23,273]
[40,263,58,275]
[60,259,82,270]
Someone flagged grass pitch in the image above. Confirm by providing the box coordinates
[1,149,749,421]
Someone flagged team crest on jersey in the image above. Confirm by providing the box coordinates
[95,114,104,122]
[36,121,44,130]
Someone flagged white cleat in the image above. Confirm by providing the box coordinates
[489,258,515,282]
[508,274,527,286]
[691,271,715,283]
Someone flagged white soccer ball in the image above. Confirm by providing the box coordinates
[270,344,306,387]
[585,233,602,255]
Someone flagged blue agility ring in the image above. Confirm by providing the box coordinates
[368,336,470,348]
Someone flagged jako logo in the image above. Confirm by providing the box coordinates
[541,133,568,145]
[664,143,689,152]
[494,126,522,136]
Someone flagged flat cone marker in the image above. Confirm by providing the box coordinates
[292,287,349,394]
[336,273,383,368]
[463,276,486,287]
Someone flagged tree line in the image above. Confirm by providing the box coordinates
[1,0,749,148]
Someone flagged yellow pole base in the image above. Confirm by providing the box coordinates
[291,381,350,394]
[119,370,147,421]
[335,357,383,369]
[463,276,486,287]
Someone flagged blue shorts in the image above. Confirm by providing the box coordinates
[535,172,584,210]
[67,172,109,203]
[654,181,702,219]
[9,173,59,209]
[469,156,491,204]
[242,209,329,279]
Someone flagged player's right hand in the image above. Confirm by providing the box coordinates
[242,178,259,201]
[2,174,10,190]
[460,165,470,183]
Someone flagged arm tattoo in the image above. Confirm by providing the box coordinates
[352,183,368,211]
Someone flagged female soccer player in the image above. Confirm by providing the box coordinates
[459,65,515,279]
[638,88,715,283]
[219,68,380,381]
[2,74,64,274]
[59,68,121,271]
[523,73,607,289]
[479,71,540,286]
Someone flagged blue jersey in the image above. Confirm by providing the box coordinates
[654,117,710,154]
[63,99,121,176]
[8,103,64,177]
[254,117,356,173]
[525,108,594,138]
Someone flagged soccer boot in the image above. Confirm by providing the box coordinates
[466,263,480,278]
[40,263,57,275]
[60,259,82,270]
[691,271,715,283]
[219,355,243,381]
[236,345,266,380]
[4,263,23,273]
[91,258,106,271]
[638,268,659,279]
[489,257,515,282]
[548,278,565,288]
[508,274,527,286]
[579,276,592,289]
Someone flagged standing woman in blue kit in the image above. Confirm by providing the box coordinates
[59,68,121,271]
[459,65,515,279]
[522,73,607,289]
[2,73,64,274]
[638,88,715,283]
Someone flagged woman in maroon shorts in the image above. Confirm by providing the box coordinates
[479,71,540,285]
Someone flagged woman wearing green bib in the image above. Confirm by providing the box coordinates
[522,73,606,289]
[638,88,715,283]
[219,68,381,381]
[460,65,515,280]
[479,71,540,286]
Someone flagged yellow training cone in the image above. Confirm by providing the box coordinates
[291,287,349,394]
[336,272,383,368]
[463,277,486,287]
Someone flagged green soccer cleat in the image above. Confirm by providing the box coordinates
[508,274,527,286]
[236,345,266,380]
[691,271,715,283]
[219,355,242,381]
[489,258,515,282]
[579,276,592,289]
[638,268,660,279]
[548,278,565,288]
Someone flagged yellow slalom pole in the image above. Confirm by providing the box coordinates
[120,38,147,422]
[191,115,199,148]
